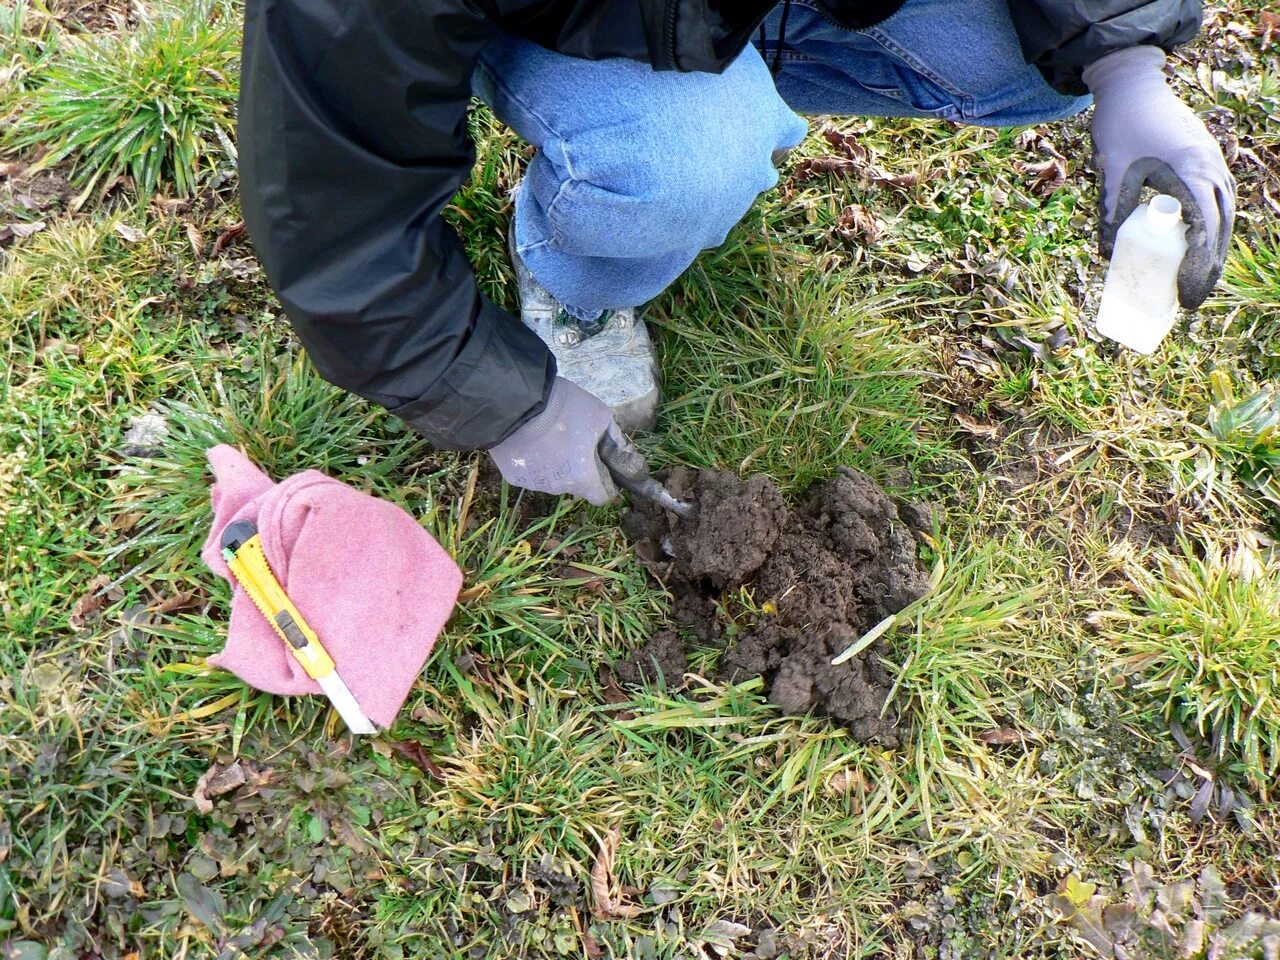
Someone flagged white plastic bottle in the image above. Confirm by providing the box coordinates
[1095,194,1189,354]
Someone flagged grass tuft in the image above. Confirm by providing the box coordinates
[1105,539,1280,778]
[7,3,238,197]
[1222,224,1280,377]
[0,0,58,97]
[1202,371,1280,518]
[653,221,949,492]
[109,349,417,580]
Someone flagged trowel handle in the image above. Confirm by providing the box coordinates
[598,433,654,495]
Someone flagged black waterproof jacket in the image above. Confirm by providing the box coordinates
[238,0,1201,450]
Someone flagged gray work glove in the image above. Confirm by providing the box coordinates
[488,377,621,506]
[1084,45,1235,309]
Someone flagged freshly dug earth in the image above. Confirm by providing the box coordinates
[619,467,931,743]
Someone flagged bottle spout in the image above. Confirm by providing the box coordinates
[1147,194,1183,233]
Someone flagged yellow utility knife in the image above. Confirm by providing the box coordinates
[220,519,377,734]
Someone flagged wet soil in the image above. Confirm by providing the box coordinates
[621,466,931,743]
[612,629,687,688]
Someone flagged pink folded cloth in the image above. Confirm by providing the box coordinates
[201,445,462,728]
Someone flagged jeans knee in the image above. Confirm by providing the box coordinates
[546,148,777,259]
[532,61,806,259]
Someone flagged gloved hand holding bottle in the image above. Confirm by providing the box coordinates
[1085,45,1235,310]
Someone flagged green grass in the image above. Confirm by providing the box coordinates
[1106,540,1280,777]
[3,3,1280,958]
[653,231,949,492]
[0,0,58,99]
[6,2,239,198]
[1221,223,1280,378]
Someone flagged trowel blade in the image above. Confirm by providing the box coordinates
[650,485,697,520]
[598,435,697,518]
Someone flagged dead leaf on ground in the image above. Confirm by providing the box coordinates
[454,650,500,691]
[596,665,636,721]
[191,759,271,815]
[1083,610,1113,632]
[193,762,248,814]
[954,413,1000,439]
[113,222,145,243]
[0,220,47,244]
[409,702,448,725]
[152,589,202,615]
[36,338,84,361]
[100,174,129,198]
[836,203,881,244]
[70,574,114,631]
[212,221,246,255]
[978,727,1033,746]
[1016,158,1067,197]
[582,931,605,959]
[954,347,1000,377]
[219,257,261,281]
[332,818,372,855]
[791,155,859,182]
[387,740,447,782]
[1015,128,1065,160]
[153,197,190,216]
[1260,11,1280,46]
[871,169,925,190]
[698,919,753,957]
[0,160,27,178]
[101,512,142,535]
[590,827,642,921]
[185,221,204,258]
[821,127,870,163]
[825,768,868,796]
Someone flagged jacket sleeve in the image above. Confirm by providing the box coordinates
[238,0,555,451]
[1009,0,1202,95]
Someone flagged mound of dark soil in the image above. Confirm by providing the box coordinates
[619,466,931,743]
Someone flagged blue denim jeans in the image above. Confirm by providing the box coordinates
[473,0,1092,318]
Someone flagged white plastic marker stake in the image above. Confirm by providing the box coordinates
[1096,193,1189,354]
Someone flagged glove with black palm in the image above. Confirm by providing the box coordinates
[1085,46,1235,310]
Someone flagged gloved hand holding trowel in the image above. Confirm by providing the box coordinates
[488,377,695,518]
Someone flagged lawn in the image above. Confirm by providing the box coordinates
[2,1,1279,958]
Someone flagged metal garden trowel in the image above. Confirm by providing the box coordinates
[598,435,697,520]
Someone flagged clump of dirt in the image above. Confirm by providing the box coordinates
[621,466,931,743]
[612,629,687,687]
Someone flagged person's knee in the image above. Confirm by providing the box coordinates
[539,47,806,259]
[541,128,783,260]
[547,151,768,257]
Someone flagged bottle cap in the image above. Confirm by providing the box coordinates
[1147,194,1183,233]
